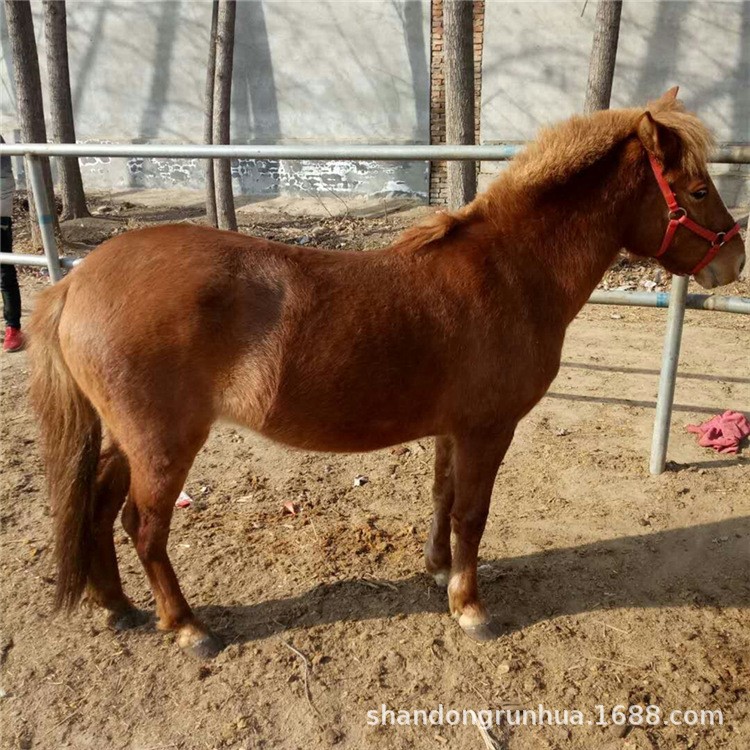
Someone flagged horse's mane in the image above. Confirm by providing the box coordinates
[394,96,714,254]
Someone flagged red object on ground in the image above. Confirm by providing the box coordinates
[3,326,24,352]
[282,501,299,516]
[175,490,192,508]
[686,411,750,454]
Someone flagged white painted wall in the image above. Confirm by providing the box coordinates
[480,0,749,205]
[0,0,747,201]
[0,0,431,195]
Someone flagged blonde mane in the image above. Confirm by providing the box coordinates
[394,96,714,253]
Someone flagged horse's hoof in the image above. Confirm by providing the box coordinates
[432,570,450,588]
[460,620,497,642]
[108,607,149,632]
[181,632,224,660]
[458,612,497,642]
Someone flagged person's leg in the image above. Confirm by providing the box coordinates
[1,218,22,330]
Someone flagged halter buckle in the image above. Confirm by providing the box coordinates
[668,207,687,221]
[715,232,726,246]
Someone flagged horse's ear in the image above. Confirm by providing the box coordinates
[660,86,680,103]
[637,111,682,170]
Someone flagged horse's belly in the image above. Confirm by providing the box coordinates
[218,366,435,452]
[258,413,432,453]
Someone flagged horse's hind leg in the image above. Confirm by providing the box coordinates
[121,437,222,659]
[87,445,147,630]
[424,436,455,586]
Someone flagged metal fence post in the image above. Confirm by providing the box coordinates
[649,274,689,474]
[26,153,62,283]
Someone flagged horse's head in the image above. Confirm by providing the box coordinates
[623,87,745,289]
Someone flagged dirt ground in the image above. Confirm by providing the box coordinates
[0,194,748,750]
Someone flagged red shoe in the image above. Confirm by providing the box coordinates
[3,326,24,352]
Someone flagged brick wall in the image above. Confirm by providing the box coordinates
[429,0,485,205]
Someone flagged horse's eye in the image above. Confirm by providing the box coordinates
[690,188,708,200]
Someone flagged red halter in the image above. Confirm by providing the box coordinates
[648,152,740,276]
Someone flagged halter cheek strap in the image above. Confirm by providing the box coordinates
[648,153,740,276]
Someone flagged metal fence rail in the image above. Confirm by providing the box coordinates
[588,289,750,314]
[1,142,748,474]
[0,253,77,270]
[1,141,750,162]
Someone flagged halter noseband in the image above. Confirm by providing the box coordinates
[648,152,740,276]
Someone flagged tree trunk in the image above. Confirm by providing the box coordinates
[583,0,623,113]
[213,0,237,231]
[443,0,476,211]
[4,0,58,246]
[44,0,89,219]
[203,0,219,227]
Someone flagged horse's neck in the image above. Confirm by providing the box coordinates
[535,203,623,322]
[490,167,635,325]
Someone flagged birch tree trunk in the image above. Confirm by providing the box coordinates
[213,0,237,231]
[204,0,219,227]
[443,0,476,211]
[44,0,89,219]
[583,0,623,113]
[4,0,59,245]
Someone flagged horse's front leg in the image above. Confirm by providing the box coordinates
[424,435,455,587]
[447,428,515,641]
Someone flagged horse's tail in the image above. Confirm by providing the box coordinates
[28,280,102,611]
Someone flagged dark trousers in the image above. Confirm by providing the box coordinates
[1,218,21,329]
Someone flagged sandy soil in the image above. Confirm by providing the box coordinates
[0,196,748,750]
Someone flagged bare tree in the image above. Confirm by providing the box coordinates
[4,0,58,245]
[213,0,237,231]
[44,0,89,219]
[583,0,623,113]
[203,0,219,227]
[443,0,476,211]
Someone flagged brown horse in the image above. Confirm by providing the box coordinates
[28,89,745,658]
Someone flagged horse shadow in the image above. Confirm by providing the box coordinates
[196,516,750,644]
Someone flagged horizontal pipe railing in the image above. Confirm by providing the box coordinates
[0,143,522,161]
[1,142,749,163]
[482,141,750,165]
[3,252,747,315]
[0,253,78,269]
[588,289,750,314]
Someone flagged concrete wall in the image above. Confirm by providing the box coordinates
[1,0,748,202]
[0,0,431,197]
[480,0,750,205]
